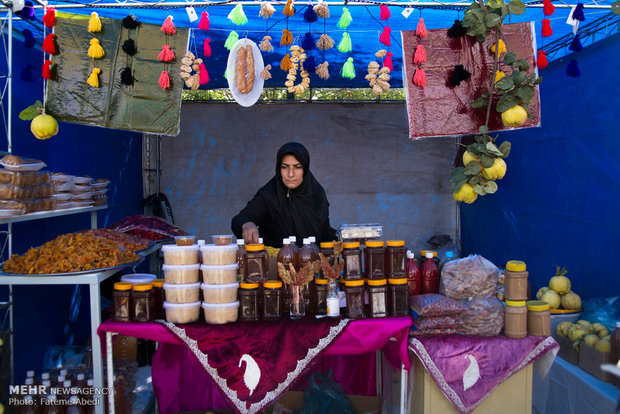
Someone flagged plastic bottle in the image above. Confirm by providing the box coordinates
[277,238,295,313]
[406,251,421,296]
[299,238,319,313]
[288,236,300,269]
[326,281,340,317]
[439,251,455,272]
[421,252,440,294]
[308,236,321,261]
[236,239,246,281]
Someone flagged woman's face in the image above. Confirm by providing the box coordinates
[280,154,304,190]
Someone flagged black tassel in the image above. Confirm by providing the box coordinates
[122,14,142,30]
[120,67,134,85]
[449,64,471,86]
[122,39,138,56]
[447,20,467,38]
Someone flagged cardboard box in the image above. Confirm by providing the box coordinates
[553,333,579,365]
[578,341,612,382]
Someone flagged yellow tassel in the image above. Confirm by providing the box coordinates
[88,38,105,59]
[283,0,295,17]
[280,29,293,46]
[88,12,102,33]
[87,68,101,87]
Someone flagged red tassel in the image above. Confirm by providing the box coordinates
[542,19,553,37]
[543,0,555,16]
[416,18,427,38]
[383,52,393,72]
[158,45,175,62]
[42,60,52,79]
[43,7,56,28]
[161,16,176,35]
[42,33,56,55]
[537,50,549,69]
[414,44,427,65]
[203,38,211,57]
[379,26,391,46]
[198,11,209,30]
[413,67,426,87]
[199,63,209,85]
[159,70,170,90]
[379,4,390,20]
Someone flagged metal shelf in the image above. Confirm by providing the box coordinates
[0,205,107,225]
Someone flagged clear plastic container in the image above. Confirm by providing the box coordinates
[163,301,201,324]
[200,244,238,265]
[201,282,239,304]
[0,154,46,171]
[162,263,200,284]
[163,282,201,304]
[200,263,239,284]
[212,234,234,246]
[202,301,240,324]
[121,273,157,285]
[162,244,199,265]
[174,235,196,246]
[338,223,383,239]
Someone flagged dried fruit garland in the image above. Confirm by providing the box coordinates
[285,45,310,94]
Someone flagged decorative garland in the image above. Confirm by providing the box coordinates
[86,12,104,88]
[180,51,203,90]
[285,45,310,94]
[120,14,141,86]
[159,15,176,90]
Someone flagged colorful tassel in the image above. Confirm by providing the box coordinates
[224,69,228,80]
[302,33,315,50]
[42,33,56,55]
[450,64,471,86]
[569,34,583,52]
[338,8,352,29]
[413,44,426,65]
[314,1,330,18]
[305,56,316,73]
[23,29,35,48]
[280,29,293,46]
[259,36,273,52]
[88,38,105,59]
[490,39,507,55]
[317,33,334,50]
[316,61,329,80]
[43,8,56,29]
[304,4,318,23]
[259,1,276,18]
[283,0,295,17]
[337,32,352,53]
[120,67,134,85]
[447,20,467,37]
[260,64,272,80]
[224,31,239,50]
[543,0,555,16]
[537,50,549,69]
[380,4,390,20]
[416,18,427,38]
[42,60,52,80]
[542,19,553,37]
[122,39,137,56]
[87,68,101,87]
[413,68,426,87]
[573,3,585,21]
[379,26,391,46]
[20,65,34,82]
[199,63,209,85]
[198,11,210,30]
[88,12,102,33]
[203,38,212,56]
[281,54,292,71]
[20,1,35,21]
[566,59,580,77]
[159,70,171,89]
[122,14,141,29]
[383,52,393,72]
[228,4,248,25]
[161,16,176,35]
[158,45,175,62]
[341,57,355,79]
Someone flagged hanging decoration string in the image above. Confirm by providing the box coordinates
[120,13,142,86]
[86,12,104,88]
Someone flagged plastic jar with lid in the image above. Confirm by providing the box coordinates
[244,244,267,283]
[367,279,388,318]
[113,282,132,322]
[151,279,165,320]
[132,283,153,322]
[385,241,407,278]
[263,280,283,320]
[342,242,362,280]
[388,278,409,316]
[504,260,528,301]
[236,239,246,281]
[504,300,527,338]
[320,241,335,260]
[526,300,550,337]
[344,279,365,319]
[364,241,385,280]
[239,282,260,322]
[315,279,329,316]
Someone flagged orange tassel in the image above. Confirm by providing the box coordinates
[416,18,427,38]
[42,33,56,55]
[159,70,171,89]
[281,54,292,71]
[42,60,52,79]
[413,67,426,87]
[280,29,293,46]
[43,7,55,28]
[283,0,295,17]
[413,45,426,65]
[161,16,176,35]
[158,45,175,62]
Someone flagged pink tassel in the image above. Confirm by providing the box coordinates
[380,4,390,20]
[203,38,211,57]
[413,44,427,65]
[198,11,209,30]
[161,16,176,35]
[158,45,175,62]
[43,7,56,28]
[379,26,391,46]
[416,17,427,38]
[159,70,170,89]
[42,60,52,79]
[199,63,209,85]
[383,52,393,72]
[413,67,426,87]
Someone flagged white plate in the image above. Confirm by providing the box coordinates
[226,38,265,108]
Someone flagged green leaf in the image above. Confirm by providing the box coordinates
[503,52,517,66]
[18,100,42,121]
[496,95,519,113]
[473,143,488,154]
[533,76,543,85]
[612,0,620,14]
[516,85,534,102]
[484,13,501,28]
[462,11,479,28]
[495,76,514,91]
[464,161,482,175]
[498,141,512,158]
[472,8,487,18]
[480,153,495,168]
[514,71,528,84]
[484,180,499,194]
[467,21,487,37]
[450,167,467,182]
[471,95,490,109]
[451,178,468,193]
[473,184,487,195]
[467,144,481,156]
[479,125,489,134]
[508,0,526,15]
[470,175,481,185]
[517,60,530,71]
[486,142,504,157]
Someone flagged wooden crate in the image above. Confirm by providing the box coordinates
[579,341,612,382]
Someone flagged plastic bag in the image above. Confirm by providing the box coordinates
[296,371,355,414]
[413,315,462,331]
[455,298,504,336]
[410,294,467,317]
[439,254,499,300]
[581,296,620,332]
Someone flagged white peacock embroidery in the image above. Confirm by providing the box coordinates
[462,354,480,391]
[239,354,261,396]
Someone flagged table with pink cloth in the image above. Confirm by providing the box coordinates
[98,316,412,414]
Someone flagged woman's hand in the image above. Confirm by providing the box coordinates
[242,222,259,244]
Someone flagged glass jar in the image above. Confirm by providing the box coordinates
[504,260,528,301]
[326,281,340,317]
[364,240,385,280]
[290,284,306,319]
[315,279,328,316]
[526,300,550,337]
[344,279,365,319]
[113,282,132,322]
[367,279,388,318]
[504,300,527,339]
[151,279,165,320]
[342,242,362,280]
[320,241,335,261]
[385,240,407,278]
[388,278,409,316]
[239,282,260,321]
[132,283,152,322]
[263,280,283,320]
[244,243,267,283]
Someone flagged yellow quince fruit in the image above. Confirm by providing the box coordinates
[453,183,478,204]
[481,158,507,180]
[501,105,528,127]
[30,114,59,140]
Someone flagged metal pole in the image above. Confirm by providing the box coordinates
[7,7,12,153]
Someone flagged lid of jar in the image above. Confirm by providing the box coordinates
[388,278,408,285]
[344,279,364,287]
[386,240,405,247]
[315,278,329,285]
[133,283,153,291]
[121,273,157,284]
[114,282,132,291]
[201,282,240,289]
[163,282,201,289]
[320,241,334,248]
[201,300,240,309]
[367,279,387,286]
[162,244,199,252]
[420,250,438,257]
[162,263,201,271]
[506,260,527,272]
[200,263,239,271]
[240,282,259,289]
[263,280,283,288]
[237,239,245,246]
[163,301,201,309]
[526,300,549,311]
[343,241,360,249]
[506,300,526,307]
[152,279,165,288]
[365,240,384,248]
[246,243,265,252]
